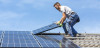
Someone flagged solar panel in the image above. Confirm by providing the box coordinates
[34,35,80,48]
[0,31,79,48]
[33,23,60,34]
[1,31,40,47]
[34,35,63,48]
[0,31,64,47]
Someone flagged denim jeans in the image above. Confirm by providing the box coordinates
[62,13,79,37]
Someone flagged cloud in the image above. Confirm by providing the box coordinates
[62,0,100,9]
[0,0,12,4]
[16,0,47,9]
[1,0,100,9]
[0,11,28,31]
[0,0,46,9]
[0,11,25,20]
[80,0,100,9]
[0,0,57,10]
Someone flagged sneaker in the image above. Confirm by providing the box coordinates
[66,34,71,37]
[76,34,80,37]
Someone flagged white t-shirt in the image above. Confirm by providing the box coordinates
[60,6,74,15]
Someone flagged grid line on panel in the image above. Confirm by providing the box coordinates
[21,31,28,47]
[1,31,6,47]
[8,31,14,47]
[42,35,57,47]
[0,31,5,47]
[48,40,56,47]
[13,31,20,47]
[8,31,9,47]
[33,35,45,47]
[52,35,74,48]
[24,31,34,47]
[13,31,15,47]
[43,35,61,47]
[46,35,60,42]
[52,35,62,47]
[34,35,60,48]
[41,35,55,47]
[32,34,42,48]
[38,36,49,47]
[39,35,56,47]
[50,35,61,41]
[30,32,41,47]
[17,31,21,47]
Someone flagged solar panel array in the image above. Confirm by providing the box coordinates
[0,30,99,48]
[0,31,68,48]
[34,35,63,47]
[1,31,40,47]
[33,23,60,34]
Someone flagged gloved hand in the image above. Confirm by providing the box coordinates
[56,21,60,24]
[56,21,63,27]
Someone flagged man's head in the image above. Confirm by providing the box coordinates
[54,2,61,11]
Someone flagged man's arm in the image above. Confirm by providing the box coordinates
[60,12,66,24]
[56,12,66,24]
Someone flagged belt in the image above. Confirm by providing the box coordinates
[69,12,77,17]
[71,12,76,15]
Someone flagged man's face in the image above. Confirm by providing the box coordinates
[54,5,59,10]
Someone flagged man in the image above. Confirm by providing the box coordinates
[54,2,80,37]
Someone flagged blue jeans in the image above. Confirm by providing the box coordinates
[62,13,79,37]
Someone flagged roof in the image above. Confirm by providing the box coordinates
[0,31,100,48]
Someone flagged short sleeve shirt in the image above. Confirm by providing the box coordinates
[60,6,74,15]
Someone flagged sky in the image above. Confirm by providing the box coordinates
[0,0,100,33]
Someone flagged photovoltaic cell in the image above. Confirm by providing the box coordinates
[34,35,64,48]
[48,35,63,40]
[34,35,80,48]
[0,31,79,48]
[33,23,60,34]
[1,31,40,47]
[1,31,66,47]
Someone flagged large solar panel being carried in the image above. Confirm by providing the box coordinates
[32,23,60,35]
[0,31,80,48]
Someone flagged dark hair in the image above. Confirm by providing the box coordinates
[53,2,60,7]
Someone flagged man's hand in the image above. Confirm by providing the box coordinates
[56,21,61,24]
[56,21,63,27]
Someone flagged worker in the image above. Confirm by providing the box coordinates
[54,2,80,37]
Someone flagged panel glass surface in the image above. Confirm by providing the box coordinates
[33,23,59,34]
[1,31,40,47]
[34,35,64,48]
[0,31,79,48]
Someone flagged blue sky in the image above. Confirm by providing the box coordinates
[0,0,100,33]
